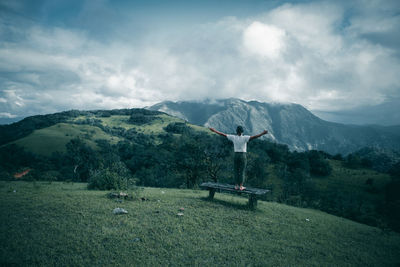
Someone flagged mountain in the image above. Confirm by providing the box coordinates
[313,97,400,126]
[149,98,400,155]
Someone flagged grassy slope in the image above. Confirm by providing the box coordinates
[10,123,123,156]
[8,114,204,156]
[1,181,399,266]
[312,160,391,209]
[261,159,391,203]
[315,160,391,191]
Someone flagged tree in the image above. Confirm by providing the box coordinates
[388,161,400,179]
[246,152,270,188]
[128,113,154,125]
[66,138,99,182]
[344,154,362,169]
[332,153,343,161]
[203,135,231,182]
[286,151,310,173]
[173,134,207,188]
[307,150,332,176]
[164,122,193,135]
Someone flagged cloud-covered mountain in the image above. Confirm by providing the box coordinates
[149,98,400,155]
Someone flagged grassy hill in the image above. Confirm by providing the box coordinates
[11,123,123,156]
[5,112,198,156]
[0,108,398,233]
[1,181,399,266]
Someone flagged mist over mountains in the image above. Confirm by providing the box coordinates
[149,98,400,155]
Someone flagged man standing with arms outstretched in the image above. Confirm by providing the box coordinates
[209,126,268,190]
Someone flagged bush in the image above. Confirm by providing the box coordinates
[88,160,134,190]
[128,113,156,125]
[40,170,60,182]
[389,161,400,179]
[88,168,127,190]
[0,170,13,181]
[332,154,343,161]
[344,154,362,169]
[308,150,332,176]
[164,122,192,134]
[286,152,309,173]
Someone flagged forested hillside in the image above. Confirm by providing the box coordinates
[0,108,399,232]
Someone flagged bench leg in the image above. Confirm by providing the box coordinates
[208,188,216,200]
[249,195,257,210]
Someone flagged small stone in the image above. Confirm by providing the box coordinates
[130,237,141,243]
[119,192,128,198]
[113,208,128,215]
[306,218,310,222]
[161,191,165,194]
[177,212,184,216]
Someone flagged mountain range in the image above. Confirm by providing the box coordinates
[149,98,400,155]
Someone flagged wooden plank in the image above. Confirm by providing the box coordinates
[200,182,270,210]
[200,182,269,195]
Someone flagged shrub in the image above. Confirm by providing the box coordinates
[128,113,156,125]
[88,160,134,190]
[164,122,192,134]
[0,170,13,181]
[344,154,362,169]
[332,153,343,161]
[308,150,332,176]
[389,161,400,179]
[40,170,60,182]
[88,168,127,190]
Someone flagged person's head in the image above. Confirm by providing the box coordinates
[236,126,244,135]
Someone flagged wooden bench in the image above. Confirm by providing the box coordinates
[200,182,270,210]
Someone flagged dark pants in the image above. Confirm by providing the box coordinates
[234,152,247,185]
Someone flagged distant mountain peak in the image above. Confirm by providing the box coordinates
[149,98,400,154]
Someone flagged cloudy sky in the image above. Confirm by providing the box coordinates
[1,0,399,125]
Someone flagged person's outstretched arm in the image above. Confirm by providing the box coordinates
[209,128,227,137]
[249,130,268,141]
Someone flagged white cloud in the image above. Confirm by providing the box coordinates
[0,0,399,122]
[0,112,17,118]
[243,21,286,59]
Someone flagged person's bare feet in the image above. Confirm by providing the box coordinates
[240,185,246,191]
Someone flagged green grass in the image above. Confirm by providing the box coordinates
[312,160,391,207]
[5,114,212,156]
[262,159,391,204]
[315,160,391,191]
[11,123,123,156]
[1,181,399,266]
[72,114,209,135]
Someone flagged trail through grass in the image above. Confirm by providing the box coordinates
[1,181,399,266]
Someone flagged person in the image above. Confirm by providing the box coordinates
[209,126,268,190]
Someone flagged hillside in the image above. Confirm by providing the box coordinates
[1,181,399,266]
[0,109,199,156]
[149,98,400,155]
[0,107,399,232]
